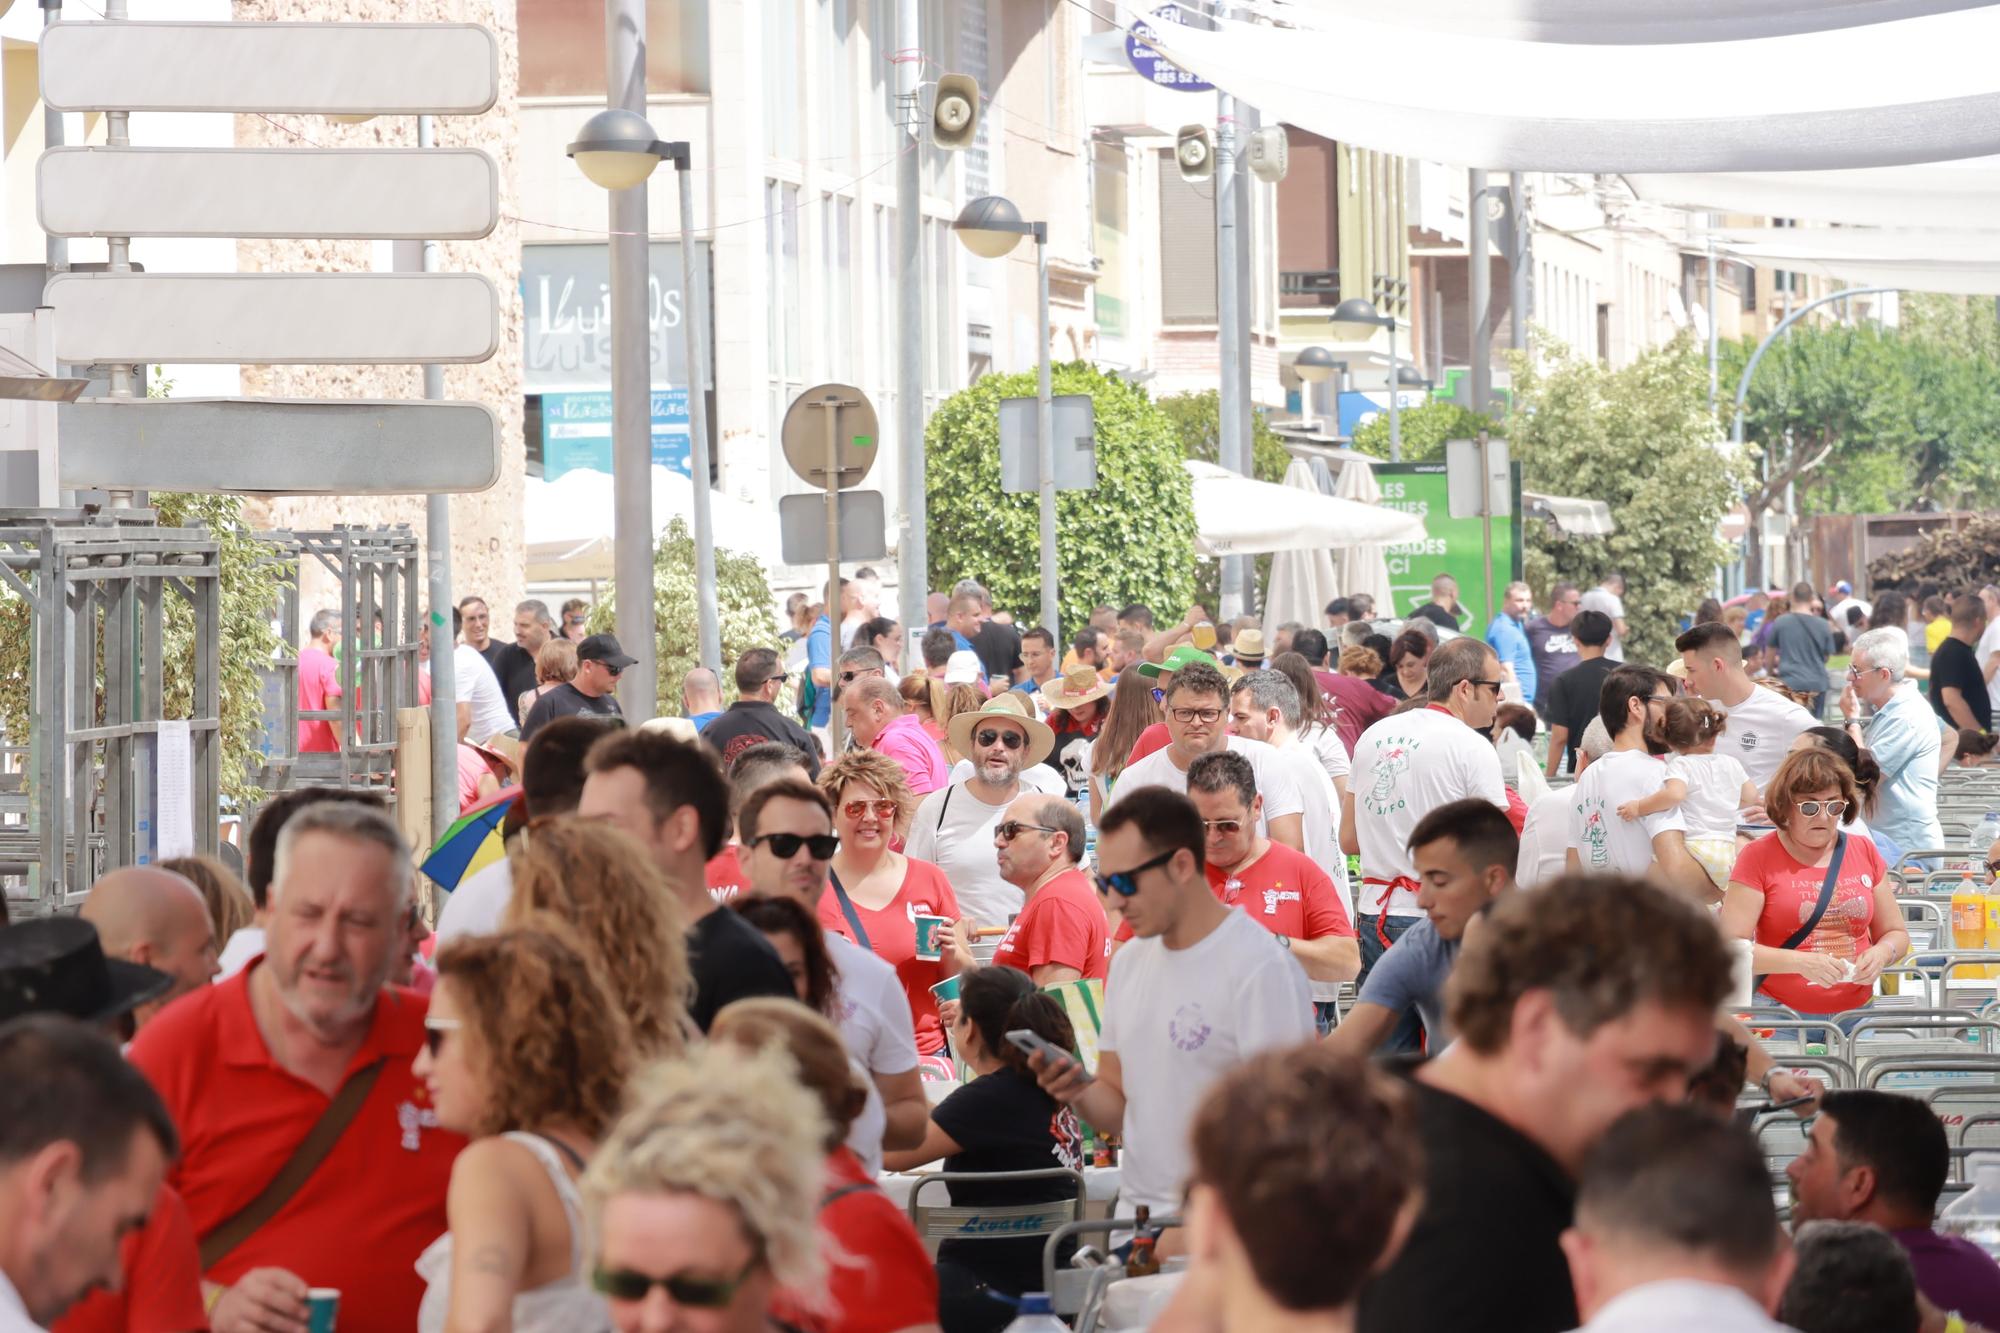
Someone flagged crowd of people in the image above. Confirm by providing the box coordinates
[9,566,2000,1333]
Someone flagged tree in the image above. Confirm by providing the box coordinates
[1506,332,1747,666]
[1350,399,1495,463]
[926,363,1197,631]
[587,515,787,711]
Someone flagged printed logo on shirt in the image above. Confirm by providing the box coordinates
[1168,1002,1213,1052]
[1050,1106,1084,1171]
[709,884,740,903]
[1261,888,1300,916]
[1581,808,1610,868]
[1740,731,1760,751]
[397,1099,441,1152]
[1541,633,1577,655]
[1362,740,1417,816]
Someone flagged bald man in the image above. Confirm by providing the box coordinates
[682,666,724,733]
[81,866,219,1027]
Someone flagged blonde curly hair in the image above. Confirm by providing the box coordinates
[503,817,690,1058]
[433,922,633,1140]
[815,748,917,840]
[587,1043,828,1294]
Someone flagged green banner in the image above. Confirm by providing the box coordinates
[1373,462,1524,632]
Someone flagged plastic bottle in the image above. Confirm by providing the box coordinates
[1002,1294,1068,1332]
[1953,877,1986,962]
[1940,1163,2000,1261]
[1972,814,2000,979]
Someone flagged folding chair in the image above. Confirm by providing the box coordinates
[907,1168,1086,1246]
[1863,1055,2000,1098]
[1041,1214,1183,1333]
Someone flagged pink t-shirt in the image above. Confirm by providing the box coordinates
[1731,831,1888,1014]
[297,646,340,753]
[455,745,493,813]
[873,712,950,797]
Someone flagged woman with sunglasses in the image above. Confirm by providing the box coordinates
[816,750,973,1058]
[414,924,632,1332]
[1722,747,1908,1022]
[585,1043,829,1333]
[709,999,941,1333]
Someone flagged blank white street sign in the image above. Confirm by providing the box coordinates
[46,273,500,364]
[41,21,498,115]
[40,148,500,241]
[58,398,501,494]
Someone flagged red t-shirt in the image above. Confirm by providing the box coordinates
[1208,841,1355,942]
[53,1183,204,1333]
[127,962,464,1329]
[706,845,745,903]
[1125,722,1171,769]
[817,858,960,1055]
[771,1147,939,1333]
[1730,831,1889,1014]
[297,646,340,753]
[992,867,1110,981]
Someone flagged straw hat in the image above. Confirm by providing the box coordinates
[1041,665,1111,711]
[467,735,522,777]
[1233,627,1268,662]
[945,692,1056,767]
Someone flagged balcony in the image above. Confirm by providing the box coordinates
[1280,268,1340,306]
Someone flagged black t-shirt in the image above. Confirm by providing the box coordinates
[973,620,1023,686]
[931,1065,1084,1294]
[700,700,823,777]
[1931,635,1991,731]
[1543,656,1617,774]
[686,905,797,1032]
[519,681,623,743]
[1358,1074,1577,1333]
[1410,603,1463,633]
[485,643,539,725]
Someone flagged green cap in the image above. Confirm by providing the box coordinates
[1135,645,1220,679]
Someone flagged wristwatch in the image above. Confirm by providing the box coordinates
[1276,935,1292,950]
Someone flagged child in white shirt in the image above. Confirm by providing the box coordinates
[1617,697,1758,891]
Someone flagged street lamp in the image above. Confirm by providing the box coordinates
[1293,345,1339,433]
[566,95,720,711]
[953,194,1059,640]
[1330,296,1404,462]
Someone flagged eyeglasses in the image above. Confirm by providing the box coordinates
[1091,847,1179,898]
[841,799,900,821]
[1795,800,1848,818]
[996,821,1057,842]
[1987,859,2000,880]
[1170,706,1223,725]
[591,1260,759,1308]
[1846,663,1887,679]
[748,832,838,860]
[976,728,1026,750]
[1200,818,1245,835]
[423,1018,460,1059]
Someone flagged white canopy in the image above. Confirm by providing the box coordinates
[1185,459,1424,557]
[1132,5,2000,171]
[1713,226,2000,263]
[523,465,781,584]
[1261,459,1344,631]
[1624,159,2000,228]
[1330,455,1399,615]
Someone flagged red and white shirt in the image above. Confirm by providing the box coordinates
[1207,841,1354,943]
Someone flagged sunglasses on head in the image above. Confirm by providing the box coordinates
[1091,847,1179,898]
[592,1260,759,1308]
[423,1018,460,1059]
[996,820,1057,842]
[976,728,1025,750]
[749,832,838,860]
[842,798,900,821]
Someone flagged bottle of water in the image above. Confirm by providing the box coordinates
[1940,1163,2000,1261]
[1971,813,2000,859]
[1003,1293,1068,1332]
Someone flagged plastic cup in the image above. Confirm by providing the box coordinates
[912,915,949,961]
[930,973,962,1004]
[305,1289,340,1333]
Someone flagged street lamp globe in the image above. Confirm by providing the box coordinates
[566,107,669,191]
[1394,366,1431,389]
[1294,346,1338,384]
[953,195,1029,260]
[1329,297,1387,328]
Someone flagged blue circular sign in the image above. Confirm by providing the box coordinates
[1125,7,1215,93]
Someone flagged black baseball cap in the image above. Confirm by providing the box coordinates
[577,633,637,669]
[0,916,172,1025]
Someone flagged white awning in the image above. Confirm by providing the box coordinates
[1624,159,2000,228]
[1524,491,1616,537]
[1131,4,2000,171]
[1712,226,2000,263]
[1184,459,1424,556]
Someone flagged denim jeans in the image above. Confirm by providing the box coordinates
[1356,912,1425,1053]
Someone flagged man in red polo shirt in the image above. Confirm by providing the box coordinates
[990,794,1109,985]
[129,800,462,1333]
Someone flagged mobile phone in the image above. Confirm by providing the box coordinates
[1007,1029,1092,1083]
[1749,1092,1818,1115]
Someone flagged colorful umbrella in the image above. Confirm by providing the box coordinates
[420,784,520,891]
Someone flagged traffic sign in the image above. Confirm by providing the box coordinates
[1126,7,1215,93]
[999,394,1097,494]
[39,147,500,240]
[45,273,500,364]
[40,21,498,115]
[780,383,878,489]
[779,491,888,565]
[57,398,500,495]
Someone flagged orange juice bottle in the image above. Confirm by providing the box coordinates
[1953,879,1986,980]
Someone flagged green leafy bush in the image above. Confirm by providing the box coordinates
[1351,399,1496,463]
[925,363,1197,632]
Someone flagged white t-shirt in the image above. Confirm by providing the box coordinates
[216,925,265,978]
[1516,786,1572,889]
[1567,749,1687,876]
[846,1056,888,1178]
[1712,683,1818,792]
[945,758,1065,796]
[1977,617,2000,675]
[1665,751,1751,842]
[1098,910,1314,1217]
[828,932,919,1175]
[904,782,1024,928]
[1302,723,1351,785]
[1272,736,1351,920]
[1580,586,1627,661]
[454,643,514,741]
[435,857,513,942]
[1107,736,1305,828]
[1349,707,1508,917]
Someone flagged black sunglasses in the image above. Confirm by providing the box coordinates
[748,832,838,860]
[996,821,1057,842]
[1091,847,1179,898]
[592,1260,759,1308]
[976,728,1025,750]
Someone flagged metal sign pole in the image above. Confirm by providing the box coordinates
[1478,428,1495,628]
[824,397,844,755]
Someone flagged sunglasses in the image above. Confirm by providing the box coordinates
[1149,687,1166,704]
[1795,800,1848,817]
[749,832,838,860]
[1200,818,1245,835]
[976,728,1026,750]
[1988,859,2000,880]
[761,672,790,688]
[1091,847,1179,898]
[423,1017,460,1059]
[593,661,624,678]
[842,799,900,821]
[1470,679,1504,694]
[1170,706,1222,725]
[591,1260,759,1308]
[996,821,1057,842]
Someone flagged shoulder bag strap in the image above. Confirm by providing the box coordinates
[1755,833,1848,992]
[935,782,955,834]
[827,869,872,953]
[820,1180,878,1210]
[198,1057,387,1272]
